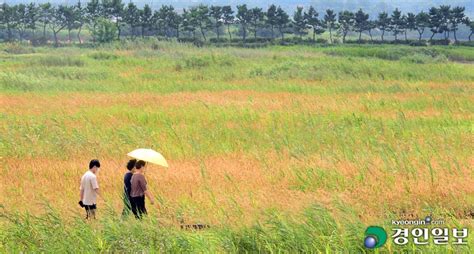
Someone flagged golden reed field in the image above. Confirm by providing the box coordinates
[2,91,473,224]
[1,42,473,252]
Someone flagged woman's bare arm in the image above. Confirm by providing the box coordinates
[144,190,155,205]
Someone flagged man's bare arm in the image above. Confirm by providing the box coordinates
[94,188,106,202]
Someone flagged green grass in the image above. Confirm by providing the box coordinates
[1,204,471,253]
[317,44,474,62]
[1,40,473,252]
[1,42,473,93]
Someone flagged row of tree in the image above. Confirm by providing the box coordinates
[1,1,473,46]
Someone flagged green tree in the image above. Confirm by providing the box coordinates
[152,7,165,37]
[140,4,153,37]
[74,1,86,44]
[93,17,117,42]
[366,20,376,41]
[124,2,140,38]
[38,3,52,39]
[304,6,325,42]
[26,3,38,39]
[466,19,473,41]
[438,5,451,40]
[87,0,103,42]
[324,9,337,43]
[191,5,211,41]
[108,0,124,40]
[0,4,4,36]
[14,4,28,41]
[167,6,182,38]
[62,5,77,42]
[428,7,443,40]
[249,7,264,39]
[377,12,390,41]
[293,6,307,39]
[415,11,430,41]
[275,6,289,40]
[405,12,416,41]
[49,5,68,46]
[305,6,324,42]
[400,14,408,41]
[266,4,277,39]
[1,4,16,41]
[354,9,369,43]
[236,4,251,41]
[182,8,197,39]
[210,6,223,39]
[449,6,466,42]
[153,5,180,38]
[390,8,404,41]
[222,6,234,40]
[338,10,354,43]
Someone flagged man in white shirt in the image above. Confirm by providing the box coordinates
[79,159,102,219]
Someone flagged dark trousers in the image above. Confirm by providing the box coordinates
[84,204,97,219]
[122,193,132,217]
[130,195,147,219]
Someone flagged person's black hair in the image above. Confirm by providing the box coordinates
[89,159,101,169]
[135,160,146,169]
[127,159,137,171]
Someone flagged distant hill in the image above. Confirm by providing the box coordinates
[2,0,473,17]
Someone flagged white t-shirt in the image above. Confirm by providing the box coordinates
[80,170,99,205]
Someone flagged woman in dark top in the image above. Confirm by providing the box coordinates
[130,160,155,219]
[122,159,136,216]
